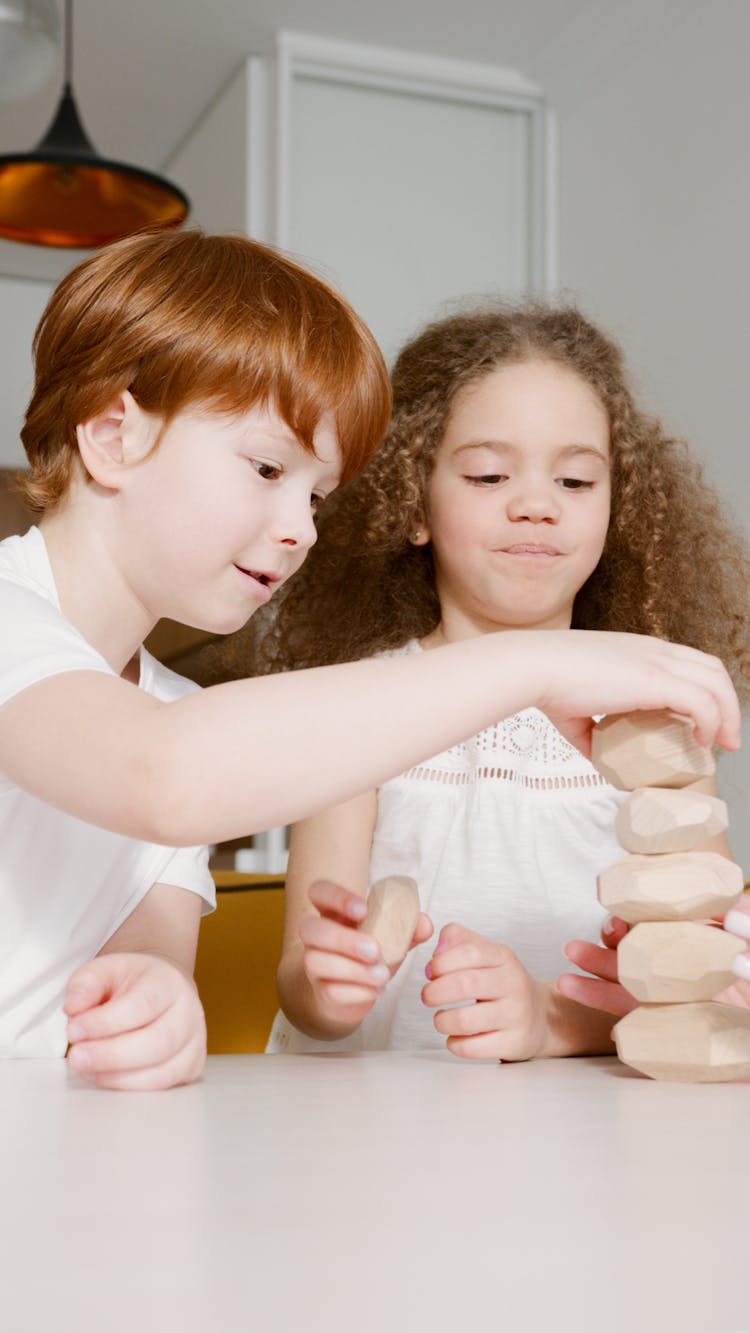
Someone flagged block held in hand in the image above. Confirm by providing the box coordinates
[361,876,420,967]
[591,710,715,791]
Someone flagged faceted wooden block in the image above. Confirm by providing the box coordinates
[591,710,715,790]
[361,875,420,967]
[618,921,745,1002]
[614,1002,750,1081]
[598,851,743,922]
[615,787,728,854]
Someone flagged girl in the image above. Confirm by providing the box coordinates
[258,303,750,1059]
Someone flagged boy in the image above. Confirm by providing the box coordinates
[0,229,739,1090]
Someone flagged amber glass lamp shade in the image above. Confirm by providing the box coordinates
[0,84,189,248]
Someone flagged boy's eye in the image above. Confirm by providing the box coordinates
[558,478,595,490]
[251,460,282,481]
[464,473,507,486]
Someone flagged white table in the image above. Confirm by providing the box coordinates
[1,1052,746,1333]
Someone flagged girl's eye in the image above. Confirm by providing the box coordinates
[558,478,595,490]
[464,473,507,486]
[251,460,282,481]
[311,493,325,513]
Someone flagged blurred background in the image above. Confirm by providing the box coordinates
[0,0,748,868]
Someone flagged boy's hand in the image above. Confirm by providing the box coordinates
[64,952,206,1091]
[421,923,549,1060]
[299,879,433,1025]
[556,917,637,1018]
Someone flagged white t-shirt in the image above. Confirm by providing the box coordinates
[0,526,215,1057]
[267,639,627,1053]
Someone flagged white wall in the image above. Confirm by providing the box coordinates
[546,1,750,865]
[0,277,51,466]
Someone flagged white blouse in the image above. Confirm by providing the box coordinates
[267,640,626,1052]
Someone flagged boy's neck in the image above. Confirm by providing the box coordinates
[39,504,156,678]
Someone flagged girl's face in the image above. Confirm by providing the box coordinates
[422,358,611,639]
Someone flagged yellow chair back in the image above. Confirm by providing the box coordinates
[195,874,285,1053]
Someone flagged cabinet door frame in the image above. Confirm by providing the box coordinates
[273,29,557,297]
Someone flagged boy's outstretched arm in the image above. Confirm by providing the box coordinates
[0,630,740,847]
[65,884,206,1091]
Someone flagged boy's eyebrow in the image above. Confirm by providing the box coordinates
[453,439,609,464]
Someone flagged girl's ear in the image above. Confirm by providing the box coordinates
[408,525,431,546]
[75,390,155,490]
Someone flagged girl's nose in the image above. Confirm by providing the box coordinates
[506,481,560,523]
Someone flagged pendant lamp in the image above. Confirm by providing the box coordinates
[0,0,189,247]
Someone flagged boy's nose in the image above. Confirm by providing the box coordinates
[275,499,318,551]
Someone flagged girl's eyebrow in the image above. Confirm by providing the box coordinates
[453,439,609,464]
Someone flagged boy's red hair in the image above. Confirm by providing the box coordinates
[20,228,391,513]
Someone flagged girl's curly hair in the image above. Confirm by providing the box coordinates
[217,302,750,701]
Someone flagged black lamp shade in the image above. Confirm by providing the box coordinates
[0,85,189,248]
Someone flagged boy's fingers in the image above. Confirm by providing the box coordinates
[68,1008,191,1075]
[71,1036,206,1092]
[66,979,172,1042]
[64,960,119,1015]
[308,879,366,924]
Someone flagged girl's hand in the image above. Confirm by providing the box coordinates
[421,923,548,1060]
[64,952,207,1091]
[716,899,750,1007]
[299,879,433,1026]
[556,917,637,1018]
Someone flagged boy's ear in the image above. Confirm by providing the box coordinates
[75,390,155,490]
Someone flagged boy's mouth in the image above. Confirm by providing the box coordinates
[234,565,282,598]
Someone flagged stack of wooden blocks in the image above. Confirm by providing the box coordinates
[591,710,750,1081]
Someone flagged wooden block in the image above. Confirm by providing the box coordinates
[361,876,420,967]
[598,851,743,923]
[591,711,715,790]
[614,1002,750,1081]
[615,787,728,854]
[617,921,745,1002]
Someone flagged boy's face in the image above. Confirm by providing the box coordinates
[121,401,341,634]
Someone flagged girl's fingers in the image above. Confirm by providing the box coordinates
[445,1032,499,1060]
[422,967,512,1008]
[601,916,629,948]
[299,914,380,963]
[323,983,381,1008]
[563,939,619,983]
[304,948,388,988]
[433,1000,502,1038]
[428,936,516,980]
[307,879,367,925]
[555,971,636,1017]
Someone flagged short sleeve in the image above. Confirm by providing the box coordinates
[0,578,113,708]
[157,843,216,914]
